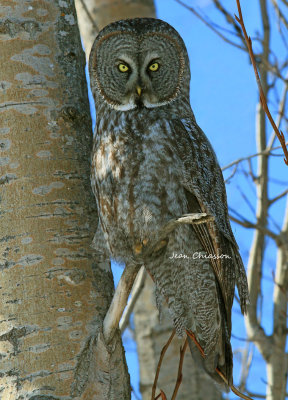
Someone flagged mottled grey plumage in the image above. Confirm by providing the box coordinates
[89,18,249,389]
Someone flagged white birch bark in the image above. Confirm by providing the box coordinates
[0,0,130,398]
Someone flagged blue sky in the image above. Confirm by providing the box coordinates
[87,1,288,398]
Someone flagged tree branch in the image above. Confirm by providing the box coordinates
[212,0,247,48]
[229,214,278,241]
[120,266,147,333]
[221,142,288,171]
[234,0,274,364]
[235,0,288,165]
[103,263,141,343]
[267,72,288,150]
[269,189,288,205]
[174,0,245,50]
[152,330,176,400]
[271,0,288,31]
[171,339,188,400]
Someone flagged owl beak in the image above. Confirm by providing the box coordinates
[136,86,142,96]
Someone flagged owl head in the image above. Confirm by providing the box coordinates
[89,18,190,111]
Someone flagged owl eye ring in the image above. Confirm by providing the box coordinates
[118,63,129,72]
[148,62,159,72]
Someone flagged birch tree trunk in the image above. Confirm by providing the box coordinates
[266,201,288,400]
[0,0,129,398]
[244,2,288,399]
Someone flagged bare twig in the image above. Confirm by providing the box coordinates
[171,339,188,400]
[216,367,254,400]
[187,331,254,399]
[229,213,278,241]
[271,0,288,30]
[120,266,147,333]
[239,343,253,391]
[224,163,238,183]
[269,189,288,205]
[267,73,288,150]
[103,263,141,343]
[152,330,176,400]
[221,142,288,171]
[235,0,288,165]
[155,390,167,400]
[212,0,247,48]
[174,0,245,50]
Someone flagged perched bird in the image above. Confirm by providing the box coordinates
[89,18,249,389]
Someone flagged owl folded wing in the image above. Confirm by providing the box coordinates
[170,118,249,323]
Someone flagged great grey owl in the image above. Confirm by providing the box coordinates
[89,18,249,390]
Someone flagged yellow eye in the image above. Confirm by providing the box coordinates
[149,62,159,72]
[118,63,129,72]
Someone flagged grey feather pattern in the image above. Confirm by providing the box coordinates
[89,17,249,390]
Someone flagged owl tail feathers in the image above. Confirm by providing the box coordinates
[186,331,232,392]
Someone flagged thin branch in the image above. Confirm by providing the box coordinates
[272,0,288,50]
[152,330,176,400]
[155,390,167,400]
[224,163,238,183]
[239,343,253,391]
[267,73,288,150]
[174,0,245,50]
[171,339,188,400]
[236,185,256,216]
[235,0,288,165]
[221,142,288,171]
[269,189,288,205]
[271,0,288,30]
[229,214,279,241]
[120,266,147,333]
[216,367,254,400]
[212,0,247,48]
[103,263,140,343]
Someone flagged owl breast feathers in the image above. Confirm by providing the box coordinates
[89,17,249,389]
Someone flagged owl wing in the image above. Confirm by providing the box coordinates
[170,117,249,326]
